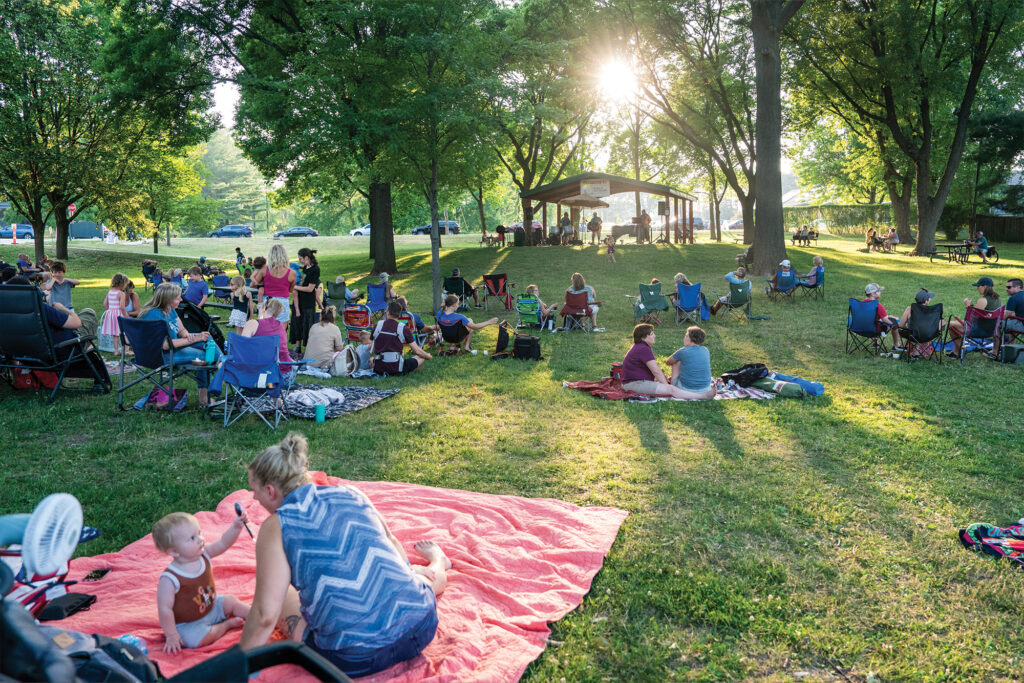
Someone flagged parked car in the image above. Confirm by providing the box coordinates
[0,224,34,239]
[411,220,460,235]
[274,226,318,238]
[727,219,744,231]
[509,220,544,231]
[671,217,706,230]
[208,224,254,238]
[349,224,372,236]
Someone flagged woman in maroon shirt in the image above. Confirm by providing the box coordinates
[620,324,694,399]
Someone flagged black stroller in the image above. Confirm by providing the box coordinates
[0,561,351,682]
[176,299,227,352]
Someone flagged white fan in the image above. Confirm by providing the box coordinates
[20,493,82,579]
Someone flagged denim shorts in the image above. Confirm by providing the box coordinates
[304,605,438,678]
[176,595,226,649]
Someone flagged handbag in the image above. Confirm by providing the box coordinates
[38,593,96,621]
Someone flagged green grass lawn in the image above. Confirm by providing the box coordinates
[3,234,1024,681]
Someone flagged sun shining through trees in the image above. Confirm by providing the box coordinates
[597,59,638,102]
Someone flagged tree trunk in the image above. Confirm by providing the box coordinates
[521,198,534,246]
[739,195,755,252]
[369,181,397,275]
[885,170,914,244]
[750,0,787,275]
[429,162,443,312]
[912,159,940,256]
[153,231,159,254]
[166,223,171,246]
[53,204,70,260]
[475,186,487,235]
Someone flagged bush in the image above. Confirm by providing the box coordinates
[783,204,899,236]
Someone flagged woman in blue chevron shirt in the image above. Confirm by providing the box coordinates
[239,432,451,676]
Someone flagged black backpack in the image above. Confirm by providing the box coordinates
[720,363,768,387]
[491,322,543,361]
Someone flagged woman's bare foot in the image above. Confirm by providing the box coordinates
[413,540,452,596]
[413,540,452,569]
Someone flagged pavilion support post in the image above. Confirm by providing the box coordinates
[663,195,669,243]
[673,198,680,243]
[688,200,694,244]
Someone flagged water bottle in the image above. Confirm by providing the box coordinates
[117,634,148,653]
[205,338,215,363]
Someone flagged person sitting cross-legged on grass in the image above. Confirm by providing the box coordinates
[620,323,701,400]
[436,294,498,353]
[665,326,717,400]
[372,300,432,376]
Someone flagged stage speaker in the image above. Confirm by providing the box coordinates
[657,201,668,216]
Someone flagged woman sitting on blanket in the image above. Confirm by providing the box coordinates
[620,323,699,400]
[240,432,451,677]
[304,305,348,375]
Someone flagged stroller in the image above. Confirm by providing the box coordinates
[176,299,226,352]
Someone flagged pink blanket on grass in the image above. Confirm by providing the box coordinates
[564,376,775,401]
[60,472,628,682]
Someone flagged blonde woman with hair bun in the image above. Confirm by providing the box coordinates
[260,244,296,330]
[240,432,451,677]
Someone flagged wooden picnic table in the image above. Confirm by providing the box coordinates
[930,243,971,264]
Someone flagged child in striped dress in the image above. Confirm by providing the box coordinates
[101,273,128,354]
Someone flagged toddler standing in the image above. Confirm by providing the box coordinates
[153,512,250,654]
[228,276,253,334]
[41,261,79,311]
[101,274,128,354]
[605,236,616,263]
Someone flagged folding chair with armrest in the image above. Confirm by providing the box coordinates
[442,276,477,312]
[515,293,551,330]
[719,280,752,321]
[437,319,469,354]
[561,291,597,332]
[898,302,945,363]
[210,274,232,302]
[117,316,199,411]
[674,282,706,326]
[216,332,307,429]
[343,303,372,342]
[482,273,516,311]
[0,284,111,404]
[950,305,1004,365]
[365,283,389,322]
[798,266,825,300]
[764,270,797,302]
[631,282,670,325]
[846,298,889,356]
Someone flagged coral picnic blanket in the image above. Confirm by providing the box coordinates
[60,472,628,682]
[563,376,775,401]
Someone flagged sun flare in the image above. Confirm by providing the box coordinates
[597,60,638,101]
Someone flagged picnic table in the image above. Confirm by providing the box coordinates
[930,243,971,264]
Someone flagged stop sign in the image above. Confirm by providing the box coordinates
[68,204,76,214]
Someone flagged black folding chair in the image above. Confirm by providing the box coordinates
[0,284,110,404]
[116,317,198,411]
[899,302,945,363]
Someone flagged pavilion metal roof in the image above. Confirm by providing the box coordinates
[520,172,696,204]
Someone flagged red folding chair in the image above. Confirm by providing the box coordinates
[482,273,515,311]
[949,305,1004,364]
[561,291,597,332]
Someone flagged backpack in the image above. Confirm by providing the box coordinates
[332,344,360,376]
[720,362,769,387]
[512,334,542,360]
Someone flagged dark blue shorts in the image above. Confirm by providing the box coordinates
[304,607,438,678]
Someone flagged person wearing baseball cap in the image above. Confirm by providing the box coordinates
[947,276,1001,355]
[895,289,946,355]
[448,267,481,308]
[764,259,795,296]
[861,282,903,349]
[968,231,990,262]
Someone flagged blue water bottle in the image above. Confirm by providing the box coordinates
[205,338,215,363]
[117,634,148,653]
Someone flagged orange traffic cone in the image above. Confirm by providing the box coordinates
[10,225,16,245]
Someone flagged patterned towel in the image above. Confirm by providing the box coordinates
[285,384,399,419]
[958,522,1024,568]
[563,377,775,401]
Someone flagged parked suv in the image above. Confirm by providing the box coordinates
[208,224,254,238]
[0,224,34,239]
[411,220,460,235]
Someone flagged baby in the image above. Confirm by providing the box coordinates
[355,330,373,371]
[153,512,250,653]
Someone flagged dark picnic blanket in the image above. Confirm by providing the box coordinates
[284,384,400,419]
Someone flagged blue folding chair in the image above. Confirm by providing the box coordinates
[210,274,232,302]
[170,275,184,289]
[765,270,797,301]
[846,298,888,356]
[366,283,388,322]
[674,282,706,326]
[216,333,307,429]
[152,271,164,288]
[117,317,198,411]
[798,266,825,300]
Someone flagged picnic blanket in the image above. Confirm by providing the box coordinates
[60,473,627,682]
[563,376,775,401]
[285,384,399,419]
[958,522,1024,569]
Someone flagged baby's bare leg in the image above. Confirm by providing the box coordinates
[223,594,250,619]
[196,617,245,647]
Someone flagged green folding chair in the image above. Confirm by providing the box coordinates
[720,280,752,321]
[631,282,670,325]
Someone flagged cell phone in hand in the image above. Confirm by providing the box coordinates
[83,568,111,582]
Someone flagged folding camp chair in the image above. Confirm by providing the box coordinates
[515,293,551,330]
[366,283,388,322]
[798,266,825,300]
[898,302,945,363]
[442,276,475,312]
[116,316,199,411]
[950,305,1004,365]
[397,311,432,348]
[437,320,469,354]
[210,274,232,302]
[0,285,111,404]
[323,281,350,311]
[218,333,305,429]
[482,273,515,311]
[846,298,889,356]
[151,270,164,288]
[343,303,372,343]
[764,270,797,301]
[719,280,752,321]
[170,274,185,289]
[631,282,670,325]
[674,282,706,326]
[561,291,595,332]
[141,263,156,291]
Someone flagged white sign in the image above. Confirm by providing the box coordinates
[580,179,610,198]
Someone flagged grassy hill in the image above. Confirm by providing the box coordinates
[2,234,1023,681]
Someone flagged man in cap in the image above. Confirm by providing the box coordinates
[896,289,946,342]
[968,231,990,262]
[448,268,480,308]
[765,259,795,295]
[862,282,903,350]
